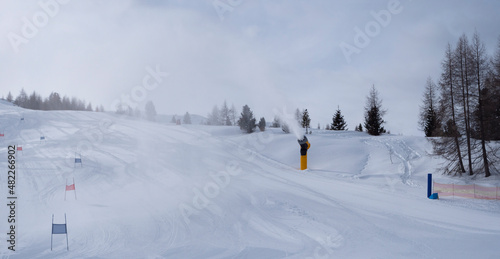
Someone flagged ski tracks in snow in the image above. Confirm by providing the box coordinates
[365,136,422,187]
[382,137,421,187]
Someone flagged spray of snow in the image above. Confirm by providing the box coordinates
[273,107,304,140]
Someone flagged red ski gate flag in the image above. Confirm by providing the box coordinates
[17,146,23,151]
[65,184,75,191]
[64,178,77,201]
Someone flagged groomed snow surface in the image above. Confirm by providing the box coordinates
[1,101,500,259]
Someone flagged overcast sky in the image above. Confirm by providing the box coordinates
[1,0,499,135]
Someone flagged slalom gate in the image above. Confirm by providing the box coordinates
[74,153,82,167]
[433,182,500,200]
[64,178,77,201]
[51,214,69,251]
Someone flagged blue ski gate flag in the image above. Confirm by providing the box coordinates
[52,224,67,234]
[51,214,69,251]
[74,153,83,167]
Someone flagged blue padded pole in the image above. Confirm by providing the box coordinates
[427,174,432,198]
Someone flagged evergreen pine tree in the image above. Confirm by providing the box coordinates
[183,112,192,124]
[364,85,386,136]
[6,92,13,103]
[47,92,62,110]
[423,107,438,137]
[365,106,385,135]
[258,117,266,131]
[331,106,347,131]
[14,88,28,107]
[225,116,232,126]
[237,105,256,133]
[27,91,42,110]
[62,96,71,110]
[221,100,231,125]
[419,77,441,137]
[301,109,311,133]
[208,105,221,125]
[229,104,237,125]
[355,123,363,132]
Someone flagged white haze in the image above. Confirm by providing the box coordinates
[1,0,500,135]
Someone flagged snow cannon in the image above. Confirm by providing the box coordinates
[297,136,310,170]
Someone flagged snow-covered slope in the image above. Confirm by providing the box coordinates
[1,102,500,259]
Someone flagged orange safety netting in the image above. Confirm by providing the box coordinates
[433,182,500,200]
